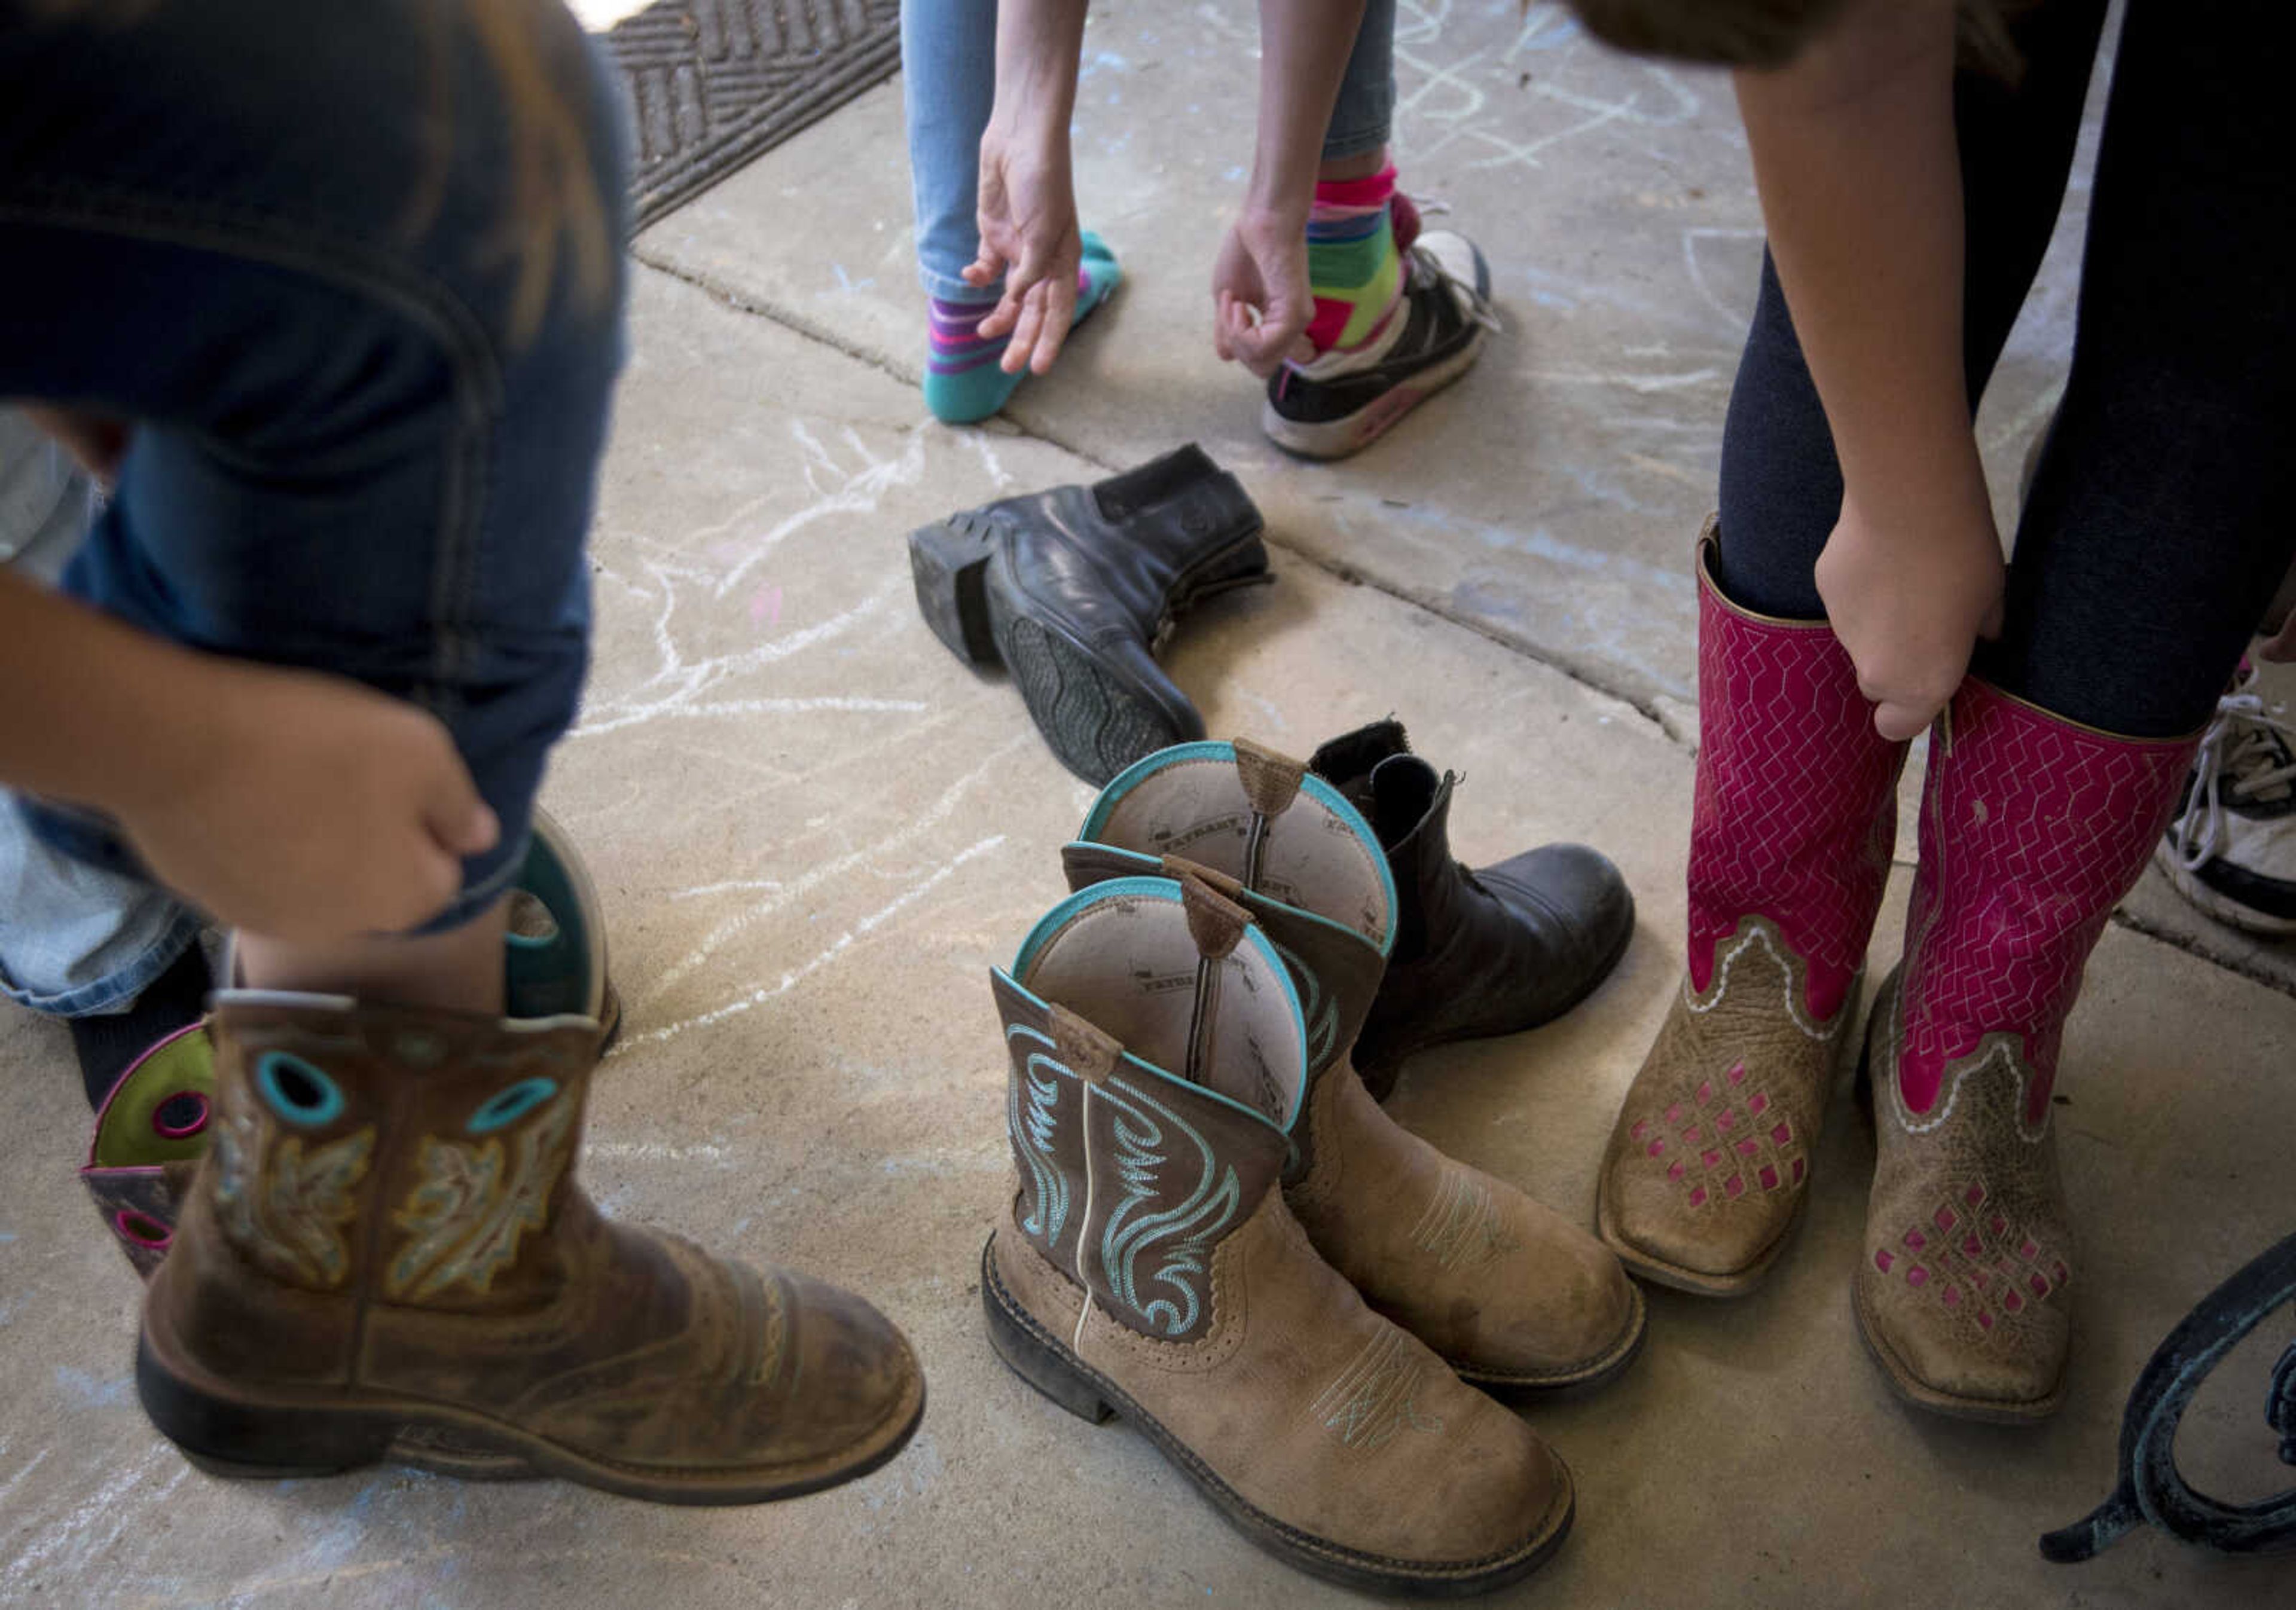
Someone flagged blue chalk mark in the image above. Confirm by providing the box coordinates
[54,1365,132,1408]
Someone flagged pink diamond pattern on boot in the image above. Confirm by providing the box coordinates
[1641,1052,1812,1212]
[1684,558,1906,1022]
[1898,681,2196,1125]
[1892,1184,2071,1331]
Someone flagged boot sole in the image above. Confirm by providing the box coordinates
[136,1324,924,1505]
[1451,1276,1649,1396]
[1355,888,1638,1102]
[980,1233,1573,1596]
[1260,330,1488,462]
[908,515,1231,786]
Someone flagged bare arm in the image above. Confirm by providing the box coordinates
[0,569,496,939]
[1736,0,2002,739]
[1213,0,1372,372]
[969,0,1089,372]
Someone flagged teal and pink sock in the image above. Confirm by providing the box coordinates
[922,231,1121,424]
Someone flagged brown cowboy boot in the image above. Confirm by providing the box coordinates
[136,991,923,1501]
[1596,529,1906,1295]
[983,870,1573,1593]
[1065,741,1644,1394]
[1857,679,2197,1421]
[83,804,619,1276]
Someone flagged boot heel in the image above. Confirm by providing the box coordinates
[979,1238,1114,1425]
[908,511,1003,667]
[137,1337,395,1479]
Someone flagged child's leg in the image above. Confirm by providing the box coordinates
[1715,0,2114,616]
[1599,0,2116,1295]
[0,0,920,1500]
[902,0,1119,422]
[1858,1,2296,1419]
[902,0,1003,306]
[1264,0,1500,458]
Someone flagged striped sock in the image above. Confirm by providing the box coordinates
[1304,166,1405,356]
[920,232,1122,425]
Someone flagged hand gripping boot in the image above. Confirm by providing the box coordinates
[136,991,923,1502]
[1308,719,1636,1099]
[1856,680,2197,1421]
[83,805,619,1278]
[981,872,1573,1593]
[1065,740,1644,1393]
[906,444,1269,785]
[1597,527,1906,1294]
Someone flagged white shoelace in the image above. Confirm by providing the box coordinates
[2169,676,2296,871]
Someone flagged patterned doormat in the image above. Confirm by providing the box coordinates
[604,0,902,230]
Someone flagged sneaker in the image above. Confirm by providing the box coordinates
[2156,665,2296,933]
[1262,230,1498,460]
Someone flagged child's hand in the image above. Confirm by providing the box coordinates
[1816,500,2005,741]
[118,661,499,942]
[1211,204,1316,377]
[967,120,1082,376]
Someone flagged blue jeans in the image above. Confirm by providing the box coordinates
[0,0,630,931]
[0,412,200,1016]
[899,0,1396,301]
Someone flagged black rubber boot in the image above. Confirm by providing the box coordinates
[1310,720,1637,1101]
[907,444,1269,784]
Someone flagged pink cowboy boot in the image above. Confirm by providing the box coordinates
[1857,679,2196,1420]
[1597,524,1906,1293]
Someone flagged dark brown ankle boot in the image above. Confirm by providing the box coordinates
[136,992,922,1502]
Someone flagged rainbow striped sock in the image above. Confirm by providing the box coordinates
[1304,166,1405,357]
[921,232,1122,425]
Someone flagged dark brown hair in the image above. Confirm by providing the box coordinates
[1562,0,2018,75]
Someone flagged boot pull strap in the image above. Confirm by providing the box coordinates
[1178,869,1251,961]
[1047,1003,1121,1086]
[1162,854,1246,903]
[1233,738,1305,820]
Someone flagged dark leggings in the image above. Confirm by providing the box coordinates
[1715,0,2296,738]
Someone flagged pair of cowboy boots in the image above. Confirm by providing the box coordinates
[127,812,924,1502]
[1599,526,2194,1420]
[982,738,1643,1592]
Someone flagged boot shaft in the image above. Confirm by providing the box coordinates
[993,445,1267,643]
[994,875,1308,1343]
[192,994,597,1310]
[1689,527,1906,1022]
[1900,680,2198,1120]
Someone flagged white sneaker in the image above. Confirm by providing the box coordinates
[2157,665,2296,934]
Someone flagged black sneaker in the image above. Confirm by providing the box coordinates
[2156,664,2296,933]
[1262,230,1498,460]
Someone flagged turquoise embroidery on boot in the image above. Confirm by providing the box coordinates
[1097,1074,1241,1337]
[255,1050,346,1128]
[1004,1025,1072,1244]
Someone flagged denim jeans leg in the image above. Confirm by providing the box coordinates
[0,0,631,933]
[1324,0,1397,161]
[902,0,1003,303]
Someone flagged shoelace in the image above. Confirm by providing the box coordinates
[2169,683,2296,871]
[1395,193,1502,336]
[1406,242,1503,337]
